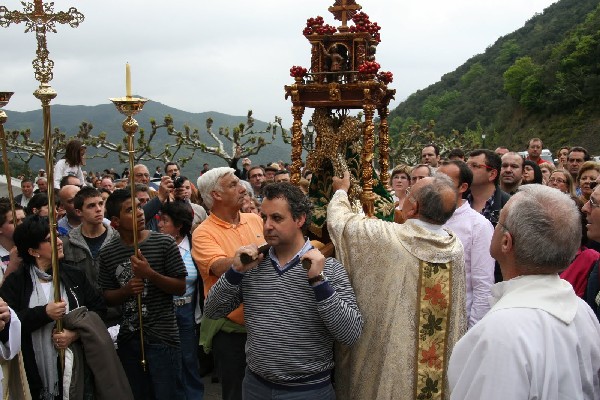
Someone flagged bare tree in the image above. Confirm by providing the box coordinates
[4,111,289,167]
[390,120,480,166]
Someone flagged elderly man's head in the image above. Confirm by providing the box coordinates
[493,185,580,279]
[197,167,245,211]
[133,164,150,185]
[35,177,48,193]
[403,174,458,225]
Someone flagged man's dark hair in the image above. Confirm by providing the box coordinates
[568,146,591,161]
[0,198,22,226]
[20,178,33,186]
[469,149,502,185]
[161,201,193,238]
[423,143,440,156]
[248,166,265,176]
[274,170,290,177]
[105,189,132,220]
[447,148,464,160]
[263,182,313,233]
[25,193,48,215]
[441,160,473,189]
[74,186,102,210]
[59,174,80,188]
[165,161,179,173]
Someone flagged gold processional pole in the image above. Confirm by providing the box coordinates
[110,64,148,370]
[0,0,85,371]
[0,93,18,224]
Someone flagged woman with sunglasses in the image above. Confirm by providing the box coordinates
[0,215,132,399]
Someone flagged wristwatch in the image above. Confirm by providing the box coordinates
[308,272,326,286]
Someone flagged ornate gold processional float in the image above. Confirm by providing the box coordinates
[285,0,396,238]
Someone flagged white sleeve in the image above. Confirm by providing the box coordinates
[468,219,495,327]
[53,159,66,189]
[449,312,532,400]
[0,308,21,361]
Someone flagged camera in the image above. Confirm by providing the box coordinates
[172,173,184,189]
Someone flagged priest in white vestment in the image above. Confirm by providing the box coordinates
[328,173,467,400]
[449,184,600,399]
[0,303,22,398]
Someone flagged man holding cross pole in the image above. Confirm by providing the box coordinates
[204,182,363,400]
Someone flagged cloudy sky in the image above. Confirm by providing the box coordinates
[2,0,556,126]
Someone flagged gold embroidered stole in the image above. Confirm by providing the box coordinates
[414,260,452,400]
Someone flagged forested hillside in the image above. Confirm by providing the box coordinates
[389,0,600,154]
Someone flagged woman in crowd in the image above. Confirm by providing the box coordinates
[53,140,86,190]
[241,196,260,215]
[173,176,207,229]
[390,164,411,224]
[577,161,600,204]
[556,146,570,169]
[0,215,132,399]
[158,201,205,400]
[25,193,48,217]
[522,160,543,185]
[547,169,577,197]
[539,162,556,185]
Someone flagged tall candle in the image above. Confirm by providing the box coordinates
[126,63,132,98]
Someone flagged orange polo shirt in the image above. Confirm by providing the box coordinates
[191,211,264,326]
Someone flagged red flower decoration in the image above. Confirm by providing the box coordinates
[420,344,442,369]
[290,66,307,78]
[423,283,447,308]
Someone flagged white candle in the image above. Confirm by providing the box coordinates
[126,63,132,98]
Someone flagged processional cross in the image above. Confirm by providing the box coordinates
[0,0,84,83]
[0,1,84,371]
[328,0,362,31]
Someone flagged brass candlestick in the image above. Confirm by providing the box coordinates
[110,95,148,370]
[0,92,18,225]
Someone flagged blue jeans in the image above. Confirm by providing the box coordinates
[117,336,184,400]
[242,369,336,400]
[176,302,205,399]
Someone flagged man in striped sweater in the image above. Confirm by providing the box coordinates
[204,182,363,400]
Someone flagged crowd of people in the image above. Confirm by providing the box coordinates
[0,136,598,399]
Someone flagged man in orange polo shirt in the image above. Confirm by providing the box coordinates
[192,167,264,400]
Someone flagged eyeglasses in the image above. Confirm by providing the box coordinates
[466,162,494,171]
[135,173,150,178]
[548,177,566,184]
[497,221,510,232]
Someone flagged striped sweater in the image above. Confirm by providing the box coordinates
[204,253,363,390]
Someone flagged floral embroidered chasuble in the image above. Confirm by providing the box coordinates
[327,191,467,400]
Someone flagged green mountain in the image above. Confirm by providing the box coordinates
[3,101,292,179]
[389,0,600,154]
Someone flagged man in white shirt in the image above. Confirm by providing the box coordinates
[439,161,494,328]
[449,184,600,399]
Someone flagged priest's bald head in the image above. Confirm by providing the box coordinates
[402,174,458,225]
[491,185,580,280]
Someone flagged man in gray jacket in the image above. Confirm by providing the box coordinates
[62,186,120,325]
